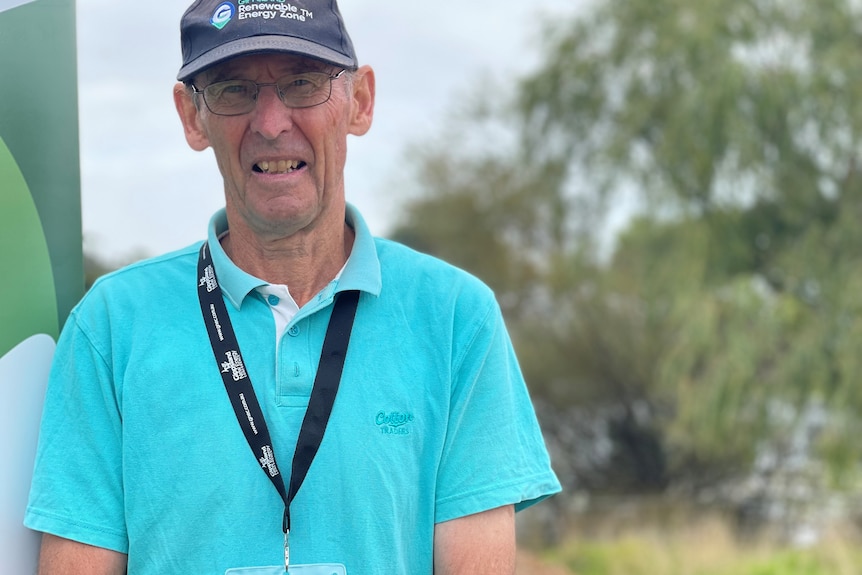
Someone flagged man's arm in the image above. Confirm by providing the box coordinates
[433,504,516,575]
[38,534,127,575]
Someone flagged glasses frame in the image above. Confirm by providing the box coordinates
[191,69,347,116]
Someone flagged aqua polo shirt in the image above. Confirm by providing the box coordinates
[25,205,561,574]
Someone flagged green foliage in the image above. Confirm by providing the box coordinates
[550,535,862,575]
[390,0,862,496]
[520,0,862,218]
[540,510,862,575]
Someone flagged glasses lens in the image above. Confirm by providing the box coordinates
[204,80,257,115]
[199,72,339,115]
[277,72,333,108]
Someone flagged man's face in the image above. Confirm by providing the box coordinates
[175,53,374,241]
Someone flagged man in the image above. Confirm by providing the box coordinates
[25,0,561,573]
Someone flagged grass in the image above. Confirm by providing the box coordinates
[534,514,862,575]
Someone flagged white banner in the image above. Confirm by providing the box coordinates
[0,335,54,575]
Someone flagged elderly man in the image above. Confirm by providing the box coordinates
[25,1,561,573]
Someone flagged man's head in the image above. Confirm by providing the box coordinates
[173,0,375,244]
[177,0,358,83]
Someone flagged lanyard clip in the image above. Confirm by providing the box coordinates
[283,508,290,573]
[284,528,290,574]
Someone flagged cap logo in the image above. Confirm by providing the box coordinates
[211,1,235,30]
[236,1,313,22]
[177,0,357,81]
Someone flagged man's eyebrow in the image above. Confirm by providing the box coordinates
[203,67,238,83]
[202,62,334,83]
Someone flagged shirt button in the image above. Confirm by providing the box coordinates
[267,294,280,306]
[288,325,300,337]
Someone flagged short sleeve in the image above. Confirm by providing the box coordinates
[24,309,129,553]
[434,299,561,523]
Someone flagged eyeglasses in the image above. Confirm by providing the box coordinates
[191,70,346,116]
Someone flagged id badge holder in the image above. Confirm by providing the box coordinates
[225,564,346,575]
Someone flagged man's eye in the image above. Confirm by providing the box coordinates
[281,74,326,91]
[284,78,312,89]
[210,81,252,99]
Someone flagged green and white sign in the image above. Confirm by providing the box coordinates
[0,0,83,571]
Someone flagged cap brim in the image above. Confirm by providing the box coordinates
[177,35,357,81]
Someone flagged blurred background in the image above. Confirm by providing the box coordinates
[80,0,862,573]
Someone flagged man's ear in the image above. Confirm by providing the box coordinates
[348,66,375,137]
[173,82,211,152]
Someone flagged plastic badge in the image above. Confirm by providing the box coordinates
[225,564,346,575]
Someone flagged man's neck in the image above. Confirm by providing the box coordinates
[221,221,355,309]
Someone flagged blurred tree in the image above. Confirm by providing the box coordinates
[391,0,862,500]
[83,251,114,290]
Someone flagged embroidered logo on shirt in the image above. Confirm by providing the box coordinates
[375,411,415,436]
[221,350,248,381]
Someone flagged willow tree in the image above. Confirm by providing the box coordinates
[392,0,862,494]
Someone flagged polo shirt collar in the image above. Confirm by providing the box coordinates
[207,204,382,310]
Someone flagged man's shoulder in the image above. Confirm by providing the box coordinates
[81,242,203,307]
[374,237,486,283]
[372,237,497,308]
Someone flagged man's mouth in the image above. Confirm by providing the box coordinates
[253,160,305,174]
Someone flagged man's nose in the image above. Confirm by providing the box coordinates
[249,84,294,139]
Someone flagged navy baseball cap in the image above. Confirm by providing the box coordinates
[177,0,358,81]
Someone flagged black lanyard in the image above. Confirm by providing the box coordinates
[196,242,359,571]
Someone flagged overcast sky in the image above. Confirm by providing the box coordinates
[76,0,584,262]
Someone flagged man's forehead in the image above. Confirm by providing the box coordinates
[203,53,332,80]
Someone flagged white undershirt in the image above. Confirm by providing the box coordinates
[255,283,301,343]
[254,264,347,356]
[219,231,347,350]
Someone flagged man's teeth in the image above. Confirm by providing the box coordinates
[256,160,301,174]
